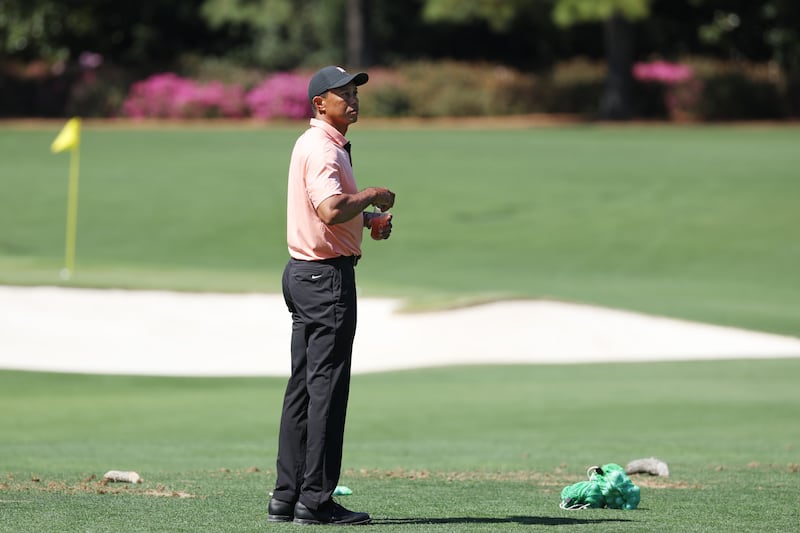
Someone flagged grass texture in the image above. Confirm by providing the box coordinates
[1,123,799,335]
[1,121,799,529]
[2,360,799,532]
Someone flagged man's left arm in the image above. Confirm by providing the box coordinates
[316,187,395,225]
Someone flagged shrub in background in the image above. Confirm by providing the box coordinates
[786,73,800,117]
[122,73,247,119]
[631,79,668,118]
[539,58,606,115]
[392,60,539,117]
[66,53,134,117]
[245,72,311,120]
[632,60,702,121]
[629,58,788,121]
[688,58,785,120]
[484,64,540,115]
[0,61,76,117]
[68,68,131,118]
[121,71,310,120]
[357,67,412,117]
[178,54,266,88]
[400,61,491,117]
[698,74,783,120]
[633,60,694,85]
[109,59,792,121]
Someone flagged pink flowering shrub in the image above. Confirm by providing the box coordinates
[245,72,311,120]
[122,71,312,120]
[633,61,702,120]
[122,73,246,119]
[632,61,693,84]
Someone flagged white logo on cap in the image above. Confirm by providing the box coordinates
[336,67,346,73]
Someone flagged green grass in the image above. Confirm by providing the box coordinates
[2,361,799,532]
[1,123,799,335]
[2,122,799,530]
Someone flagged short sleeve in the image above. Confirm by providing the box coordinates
[305,144,344,209]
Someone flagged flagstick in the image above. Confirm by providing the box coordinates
[61,145,81,281]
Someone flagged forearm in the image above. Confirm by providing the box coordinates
[317,187,394,225]
[317,191,374,225]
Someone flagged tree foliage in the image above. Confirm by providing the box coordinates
[1,0,87,62]
[552,0,652,27]
[420,0,653,29]
[0,0,230,69]
[2,0,797,71]
[199,0,344,69]
[421,0,535,32]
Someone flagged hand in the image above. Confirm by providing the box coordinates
[371,188,395,212]
[369,212,392,240]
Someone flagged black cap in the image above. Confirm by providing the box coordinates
[308,66,368,103]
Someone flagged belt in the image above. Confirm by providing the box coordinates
[294,255,360,266]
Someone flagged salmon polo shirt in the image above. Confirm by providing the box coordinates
[286,118,363,261]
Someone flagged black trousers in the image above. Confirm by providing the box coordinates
[273,256,358,510]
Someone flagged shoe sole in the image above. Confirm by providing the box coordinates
[293,517,372,526]
[267,515,293,522]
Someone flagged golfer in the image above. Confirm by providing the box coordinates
[268,66,395,526]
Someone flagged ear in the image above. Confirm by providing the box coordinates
[312,94,326,115]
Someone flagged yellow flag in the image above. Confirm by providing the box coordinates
[50,117,83,280]
[51,117,81,153]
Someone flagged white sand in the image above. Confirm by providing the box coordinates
[1,285,799,377]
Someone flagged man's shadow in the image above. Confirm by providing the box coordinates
[372,515,634,526]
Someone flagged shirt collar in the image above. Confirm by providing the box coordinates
[310,118,348,148]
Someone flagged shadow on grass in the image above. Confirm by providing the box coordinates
[373,515,634,526]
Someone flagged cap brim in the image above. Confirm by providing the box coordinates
[331,72,368,90]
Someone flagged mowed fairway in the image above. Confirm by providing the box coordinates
[1,123,799,335]
[1,362,799,533]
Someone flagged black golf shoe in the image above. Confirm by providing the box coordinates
[267,497,294,522]
[293,500,371,526]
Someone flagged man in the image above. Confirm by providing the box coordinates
[267,65,395,526]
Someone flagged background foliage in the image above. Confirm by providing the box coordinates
[1,0,798,119]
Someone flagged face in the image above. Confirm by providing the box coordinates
[313,82,359,134]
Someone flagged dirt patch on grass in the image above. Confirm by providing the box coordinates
[0,473,197,498]
[746,461,800,473]
[630,476,702,490]
[343,467,701,490]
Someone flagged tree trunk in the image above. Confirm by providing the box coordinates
[346,0,365,68]
[599,12,633,120]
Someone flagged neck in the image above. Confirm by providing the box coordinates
[316,114,349,136]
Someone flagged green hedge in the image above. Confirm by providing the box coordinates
[1,58,795,120]
[362,59,795,121]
